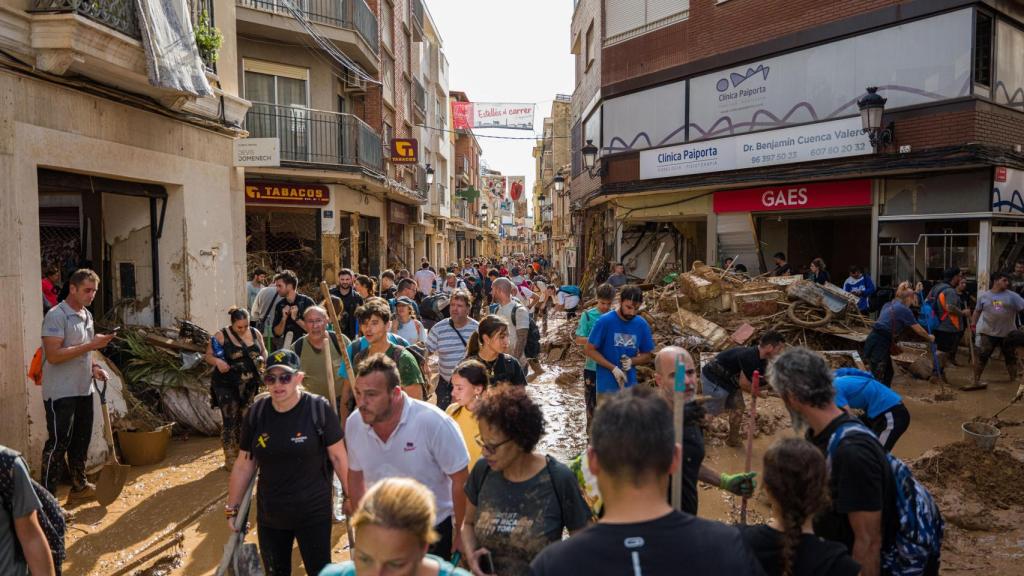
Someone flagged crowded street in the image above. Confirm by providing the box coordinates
[4,0,1024,575]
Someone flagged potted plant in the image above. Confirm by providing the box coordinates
[193,10,223,66]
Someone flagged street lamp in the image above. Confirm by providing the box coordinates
[553,172,565,194]
[425,164,435,186]
[857,87,894,151]
[582,140,599,170]
[481,203,488,220]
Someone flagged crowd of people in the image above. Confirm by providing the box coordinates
[19,250,1014,576]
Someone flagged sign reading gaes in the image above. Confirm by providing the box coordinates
[245,181,330,206]
[713,180,871,213]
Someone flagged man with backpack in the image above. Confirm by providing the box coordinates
[290,306,353,419]
[926,267,964,364]
[771,348,943,576]
[1,445,59,575]
[489,278,540,376]
[350,299,426,400]
[555,284,582,319]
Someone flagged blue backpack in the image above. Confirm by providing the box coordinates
[557,285,581,297]
[826,422,943,576]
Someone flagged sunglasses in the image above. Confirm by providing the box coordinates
[474,434,513,454]
[263,372,295,385]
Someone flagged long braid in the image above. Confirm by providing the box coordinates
[763,438,831,576]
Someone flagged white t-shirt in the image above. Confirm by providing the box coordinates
[495,300,531,362]
[414,269,437,295]
[557,290,580,310]
[346,395,470,521]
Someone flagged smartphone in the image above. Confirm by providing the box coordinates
[480,551,495,575]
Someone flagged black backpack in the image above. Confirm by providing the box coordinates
[0,449,66,574]
[353,344,429,399]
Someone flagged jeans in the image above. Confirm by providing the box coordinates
[257,522,332,576]
[583,369,596,433]
[41,395,94,495]
[701,374,737,416]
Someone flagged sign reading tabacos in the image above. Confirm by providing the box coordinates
[713,180,871,213]
[245,181,330,206]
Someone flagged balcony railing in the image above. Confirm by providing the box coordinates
[238,0,379,53]
[31,0,140,39]
[245,102,383,173]
[415,164,429,197]
[413,79,426,117]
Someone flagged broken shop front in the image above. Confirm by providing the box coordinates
[877,168,1024,292]
[612,189,713,281]
[245,180,326,293]
[714,179,873,278]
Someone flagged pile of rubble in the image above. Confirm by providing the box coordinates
[542,261,874,365]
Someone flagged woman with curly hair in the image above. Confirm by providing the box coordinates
[461,386,590,576]
[740,438,860,576]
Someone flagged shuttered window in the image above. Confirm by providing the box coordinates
[604,0,690,46]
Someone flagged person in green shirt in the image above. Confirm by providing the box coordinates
[575,283,615,434]
[289,305,352,420]
[352,299,425,400]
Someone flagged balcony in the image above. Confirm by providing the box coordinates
[30,0,139,38]
[415,164,429,197]
[456,155,471,184]
[245,102,383,174]
[412,78,426,121]
[410,0,424,41]
[236,0,379,74]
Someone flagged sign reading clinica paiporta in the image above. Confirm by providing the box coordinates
[245,181,330,206]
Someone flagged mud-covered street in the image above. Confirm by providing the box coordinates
[56,317,1024,576]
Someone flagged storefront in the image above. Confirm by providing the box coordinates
[386,201,414,271]
[714,179,873,277]
[245,180,326,292]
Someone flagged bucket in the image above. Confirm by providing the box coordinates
[117,424,173,466]
[961,421,1000,451]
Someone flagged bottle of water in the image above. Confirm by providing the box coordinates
[333,476,344,521]
[211,336,226,360]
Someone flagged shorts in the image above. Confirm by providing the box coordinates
[701,373,743,415]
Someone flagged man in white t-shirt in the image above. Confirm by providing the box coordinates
[414,262,437,298]
[556,286,581,318]
[490,277,531,367]
[346,353,470,561]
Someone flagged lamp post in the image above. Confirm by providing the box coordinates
[582,139,598,170]
[553,172,565,194]
[857,87,895,151]
[425,164,435,186]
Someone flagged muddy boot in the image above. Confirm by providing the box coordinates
[726,410,743,447]
[67,481,96,501]
[962,365,988,391]
[528,358,545,378]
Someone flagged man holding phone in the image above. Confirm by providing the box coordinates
[40,268,114,499]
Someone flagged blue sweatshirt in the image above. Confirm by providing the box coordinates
[843,275,876,312]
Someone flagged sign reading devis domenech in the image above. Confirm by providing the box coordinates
[639,117,871,180]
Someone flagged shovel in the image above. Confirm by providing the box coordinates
[95,378,130,506]
[739,370,760,525]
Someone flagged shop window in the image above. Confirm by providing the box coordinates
[974,11,993,87]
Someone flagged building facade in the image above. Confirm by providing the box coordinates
[1,0,251,464]
[450,90,485,261]
[571,0,1024,292]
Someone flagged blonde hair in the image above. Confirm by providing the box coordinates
[351,478,439,545]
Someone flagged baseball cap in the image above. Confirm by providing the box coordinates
[395,296,417,309]
[266,349,300,373]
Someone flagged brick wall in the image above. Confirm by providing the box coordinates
[602,0,904,87]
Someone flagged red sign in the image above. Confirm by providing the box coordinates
[245,180,329,206]
[996,167,1008,183]
[713,180,872,213]
[390,138,418,164]
[452,102,473,130]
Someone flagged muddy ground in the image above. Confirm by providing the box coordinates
[59,322,1024,575]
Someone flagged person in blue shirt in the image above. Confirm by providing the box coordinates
[863,281,934,386]
[585,286,655,406]
[843,266,876,313]
[833,368,910,451]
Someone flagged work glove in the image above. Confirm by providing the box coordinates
[720,471,757,497]
[612,367,628,388]
[620,356,633,372]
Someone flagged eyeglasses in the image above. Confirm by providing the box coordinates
[474,434,513,454]
[263,372,294,385]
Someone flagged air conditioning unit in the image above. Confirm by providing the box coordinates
[415,206,427,225]
[340,68,368,93]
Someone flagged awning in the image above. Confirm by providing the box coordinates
[614,189,712,221]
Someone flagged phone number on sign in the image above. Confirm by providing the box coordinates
[748,151,798,164]
[809,143,867,157]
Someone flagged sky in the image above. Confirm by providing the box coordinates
[426,0,576,218]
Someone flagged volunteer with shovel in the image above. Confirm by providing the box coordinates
[969,272,1024,391]
[227,349,350,576]
[863,282,933,387]
[40,268,115,500]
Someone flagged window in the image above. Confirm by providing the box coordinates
[585,21,595,69]
[243,60,309,106]
[604,0,690,45]
[382,1,394,51]
[974,11,993,87]
[383,54,395,105]
[383,121,394,146]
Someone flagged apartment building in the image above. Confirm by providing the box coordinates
[0,0,250,463]
[450,89,486,260]
[534,96,574,280]
[572,0,1024,290]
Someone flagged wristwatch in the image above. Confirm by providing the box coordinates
[224,504,240,519]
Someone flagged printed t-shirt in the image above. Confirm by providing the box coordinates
[587,311,655,393]
[975,289,1024,337]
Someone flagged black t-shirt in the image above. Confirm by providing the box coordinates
[329,286,364,340]
[807,414,898,552]
[530,510,765,576]
[240,393,344,529]
[668,402,706,515]
[740,524,860,576]
[703,346,765,392]
[273,293,316,343]
[469,353,527,386]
